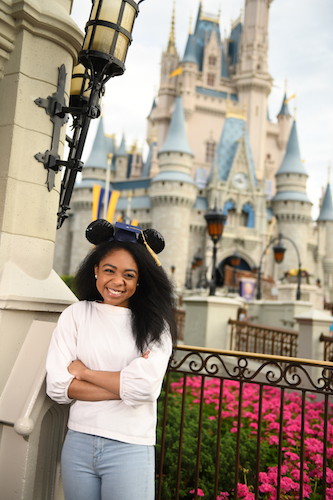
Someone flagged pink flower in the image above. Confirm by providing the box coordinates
[217,492,229,500]
[269,435,279,445]
[190,488,205,497]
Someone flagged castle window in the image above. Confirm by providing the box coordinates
[209,56,217,66]
[266,153,271,160]
[207,74,215,86]
[205,141,216,163]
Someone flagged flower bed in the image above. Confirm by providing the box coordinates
[156,375,333,499]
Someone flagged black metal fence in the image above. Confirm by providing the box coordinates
[156,345,333,500]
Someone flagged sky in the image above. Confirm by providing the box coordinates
[70,0,333,219]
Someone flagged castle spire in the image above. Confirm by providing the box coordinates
[317,180,333,222]
[159,96,193,156]
[167,1,177,55]
[84,117,108,169]
[276,120,307,176]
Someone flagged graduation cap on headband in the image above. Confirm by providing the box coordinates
[86,219,165,265]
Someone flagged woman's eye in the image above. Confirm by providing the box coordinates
[125,274,135,279]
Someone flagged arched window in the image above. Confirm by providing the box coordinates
[223,200,236,226]
[241,203,255,228]
[205,141,216,163]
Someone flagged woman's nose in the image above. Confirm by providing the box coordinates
[110,273,124,285]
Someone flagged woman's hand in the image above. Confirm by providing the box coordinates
[142,350,150,359]
[68,360,88,381]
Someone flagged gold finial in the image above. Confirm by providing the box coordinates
[189,13,192,35]
[293,104,297,121]
[284,79,288,93]
[167,1,177,55]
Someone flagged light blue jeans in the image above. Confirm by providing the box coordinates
[61,429,155,500]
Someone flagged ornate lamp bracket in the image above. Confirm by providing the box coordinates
[34,64,68,191]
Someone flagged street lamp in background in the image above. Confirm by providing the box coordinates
[256,233,302,300]
[204,205,227,296]
[34,0,145,228]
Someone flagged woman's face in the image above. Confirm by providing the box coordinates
[94,248,139,308]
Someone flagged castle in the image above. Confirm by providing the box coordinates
[54,0,333,304]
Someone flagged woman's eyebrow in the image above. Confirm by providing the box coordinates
[102,263,138,274]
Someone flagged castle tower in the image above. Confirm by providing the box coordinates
[180,23,198,118]
[115,134,128,179]
[317,179,333,300]
[277,92,292,150]
[155,2,180,147]
[272,120,312,277]
[150,96,198,287]
[82,116,110,182]
[234,0,273,180]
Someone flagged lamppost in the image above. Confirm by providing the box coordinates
[204,205,227,296]
[256,233,302,300]
[34,0,145,228]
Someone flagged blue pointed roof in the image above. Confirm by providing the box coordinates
[275,120,307,176]
[210,116,257,185]
[192,6,221,72]
[317,184,333,221]
[141,141,156,177]
[148,97,157,118]
[221,43,229,78]
[277,92,291,117]
[116,134,127,157]
[85,117,108,169]
[182,34,199,64]
[228,21,242,66]
[159,96,193,156]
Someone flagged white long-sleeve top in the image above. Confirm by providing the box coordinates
[46,300,172,445]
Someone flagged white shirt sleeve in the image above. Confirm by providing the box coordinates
[119,329,173,407]
[46,304,79,404]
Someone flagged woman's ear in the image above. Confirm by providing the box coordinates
[94,265,98,278]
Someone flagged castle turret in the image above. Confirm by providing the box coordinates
[317,179,333,299]
[150,96,198,287]
[83,117,109,182]
[272,120,312,276]
[114,134,128,179]
[277,92,292,150]
[181,26,198,118]
[234,0,273,180]
[155,2,180,147]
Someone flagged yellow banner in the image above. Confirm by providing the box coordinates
[168,66,182,79]
[284,94,296,104]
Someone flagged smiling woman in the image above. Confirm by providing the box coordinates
[94,248,139,307]
[46,220,177,500]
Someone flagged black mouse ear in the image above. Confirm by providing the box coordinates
[86,219,114,245]
[141,228,165,254]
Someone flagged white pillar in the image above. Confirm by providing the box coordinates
[0,1,82,498]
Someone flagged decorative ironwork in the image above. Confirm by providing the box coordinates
[34,64,68,191]
[169,346,333,394]
[157,345,333,500]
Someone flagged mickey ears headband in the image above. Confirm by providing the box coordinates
[86,219,165,265]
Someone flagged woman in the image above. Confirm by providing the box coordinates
[46,220,177,500]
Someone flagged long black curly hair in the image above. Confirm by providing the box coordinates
[74,239,177,352]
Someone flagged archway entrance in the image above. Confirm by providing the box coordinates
[216,255,252,288]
